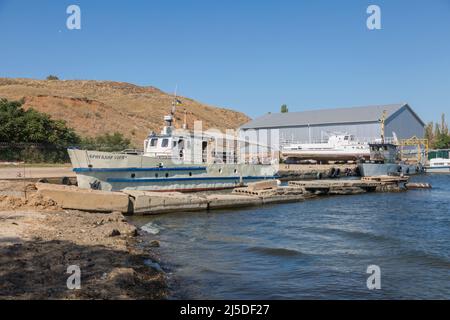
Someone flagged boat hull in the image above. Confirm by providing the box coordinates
[425,166,450,173]
[68,149,278,192]
[282,151,370,162]
[358,163,423,177]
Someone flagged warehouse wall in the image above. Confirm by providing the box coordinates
[278,122,381,144]
[240,122,381,146]
[385,107,425,139]
[239,106,424,148]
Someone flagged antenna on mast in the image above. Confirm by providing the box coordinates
[171,84,178,115]
[379,110,387,144]
[169,84,184,129]
[183,109,188,130]
[163,85,179,133]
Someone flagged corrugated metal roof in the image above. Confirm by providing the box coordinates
[241,103,423,129]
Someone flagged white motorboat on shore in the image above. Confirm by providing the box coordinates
[281,134,370,162]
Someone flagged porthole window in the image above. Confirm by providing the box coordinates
[165,173,169,178]
[131,173,136,178]
[189,172,192,176]
[219,168,222,174]
[234,169,238,174]
[155,173,159,178]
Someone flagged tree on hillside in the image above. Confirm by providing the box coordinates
[424,122,434,145]
[0,98,79,145]
[440,113,448,135]
[280,104,288,113]
[46,75,59,80]
[0,98,80,162]
[0,98,134,162]
[434,133,450,149]
[425,113,450,149]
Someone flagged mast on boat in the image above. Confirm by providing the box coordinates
[163,86,183,135]
[379,110,387,144]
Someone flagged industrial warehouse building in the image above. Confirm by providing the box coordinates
[239,103,425,148]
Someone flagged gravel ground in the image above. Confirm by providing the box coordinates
[0,181,167,300]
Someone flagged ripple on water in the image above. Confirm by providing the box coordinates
[246,246,306,258]
[141,222,161,235]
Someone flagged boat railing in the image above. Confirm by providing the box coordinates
[281,136,402,147]
[280,138,328,146]
[120,149,144,155]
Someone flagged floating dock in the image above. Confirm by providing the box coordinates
[33,176,412,215]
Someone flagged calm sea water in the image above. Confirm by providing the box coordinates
[129,175,450,299]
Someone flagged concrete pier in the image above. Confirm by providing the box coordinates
[289,177,407,193]
[32,176,411,215]
[0,166,75,181]
[36,183,131,213]
[278,164,358,180]
[123,190,208,214]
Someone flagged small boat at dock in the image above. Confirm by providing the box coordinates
[425,158,450,173]
[357,111,424,177]
[358,142,424,177]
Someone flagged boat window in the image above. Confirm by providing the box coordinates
[173,141,177,147]
[150,138,158,147]
[344,136,349,140]
[161,138,169,148]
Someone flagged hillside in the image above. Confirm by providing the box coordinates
[0,78,250,147]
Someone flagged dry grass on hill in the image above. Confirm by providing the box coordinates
[0,78,250,147]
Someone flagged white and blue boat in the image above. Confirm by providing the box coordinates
[68,105,278,192]
[425,158,450,173]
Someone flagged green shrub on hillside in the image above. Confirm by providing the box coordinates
[46,75,59,80]
[0,98,132,162]
[0,98,80,162]
[80,132,131,152]
[0,98,80,145]
[425,113,450,149]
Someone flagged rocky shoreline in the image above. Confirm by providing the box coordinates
[0,181,167,300]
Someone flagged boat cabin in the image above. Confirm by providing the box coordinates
[429,158,450,167]
[328,134,357,146]
[142,110,276,165]
[144,131,240,164]
[369,143,398,163]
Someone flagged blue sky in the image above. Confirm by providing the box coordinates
[1,0,449,122]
